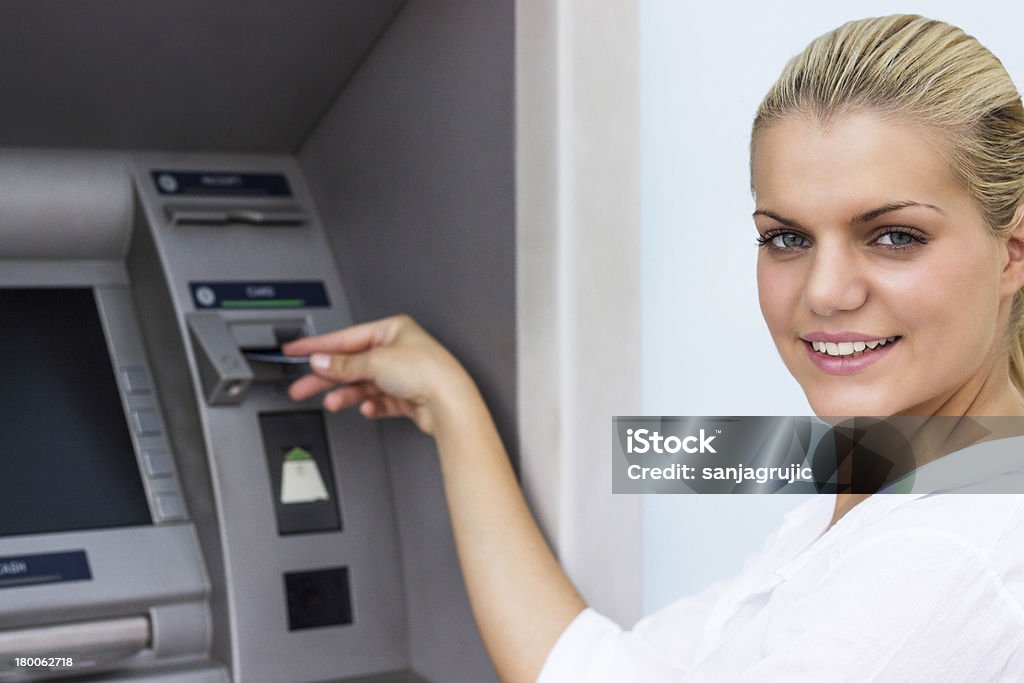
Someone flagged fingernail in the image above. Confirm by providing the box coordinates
[310,353,331,371]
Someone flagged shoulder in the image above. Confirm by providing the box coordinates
[764,498,1024,633]
[800,494,1024,623]
[871,493,1024,558]
[874,493,1024,604]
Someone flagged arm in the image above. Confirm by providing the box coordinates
[283,315,585,682]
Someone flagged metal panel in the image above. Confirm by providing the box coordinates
[0,0,405,152]
[298,1,514,680]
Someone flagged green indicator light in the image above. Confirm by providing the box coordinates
[221,299,305,308]
[285,447,313,461]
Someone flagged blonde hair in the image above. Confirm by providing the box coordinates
[752,15,1024,394]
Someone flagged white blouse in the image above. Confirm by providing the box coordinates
[538,489,1024,682]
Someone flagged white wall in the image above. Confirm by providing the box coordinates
[640,0,1024,614]
[517,0,644,626]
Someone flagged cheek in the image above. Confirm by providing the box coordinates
[893,247,1002,354]
[757,257,802,337]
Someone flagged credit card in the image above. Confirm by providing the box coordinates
[242,350,310,365]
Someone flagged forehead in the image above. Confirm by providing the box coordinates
[751,112,972,219]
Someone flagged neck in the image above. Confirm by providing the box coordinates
[830,493,870,529]
[903,349,1024,418]
[828,364,1024,530]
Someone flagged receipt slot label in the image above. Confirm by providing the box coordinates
[281,448,330,504]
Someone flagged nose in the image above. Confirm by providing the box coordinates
[802,243,868,316]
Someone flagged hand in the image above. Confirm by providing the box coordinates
[287,317,584,682]
[283,314,475,435]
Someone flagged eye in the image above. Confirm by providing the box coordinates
[757,230,810,251]
[873,228,927,250]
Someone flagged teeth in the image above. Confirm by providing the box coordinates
[810,336,898,357]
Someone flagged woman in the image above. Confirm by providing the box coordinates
[285,15,1024,682]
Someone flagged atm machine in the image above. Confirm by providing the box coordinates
[0,2,515,681]
[0,152,422,682]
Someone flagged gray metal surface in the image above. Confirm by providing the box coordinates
[0,616,150,658]
[0,524,209,627]
[79,666,229,682]
[0,149,131,259]
[0,0,405,152]
[299,1,514,680]
[186,313,254,405]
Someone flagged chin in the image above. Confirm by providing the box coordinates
[804,387,898,417]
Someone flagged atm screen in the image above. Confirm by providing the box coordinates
[0,288,151,537]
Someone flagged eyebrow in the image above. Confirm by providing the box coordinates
[851,200,945,223]
[752,200,945,228]
[752,209,802,228]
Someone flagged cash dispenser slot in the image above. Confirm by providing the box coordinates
[0,615,150,674]
[166,206,308,227]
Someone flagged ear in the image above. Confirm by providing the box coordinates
[1001,205,1024,298]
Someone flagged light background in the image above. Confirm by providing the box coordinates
[640,0,1024,613]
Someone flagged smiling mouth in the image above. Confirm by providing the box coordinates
[805,336,901,357]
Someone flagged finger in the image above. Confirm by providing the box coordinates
[322,383,382,412]
[360,396,404,419]
[308,350,376,384]
[287,373,335,401]
[360,397,385,418]
[283,316,403,356]
[393,397,420,420]
[380,395,408,417]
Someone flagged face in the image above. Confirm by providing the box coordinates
[753,112,1014,417]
